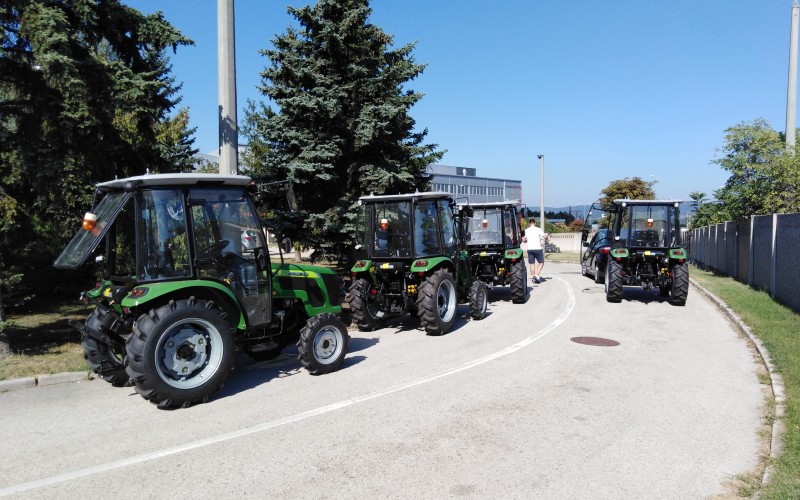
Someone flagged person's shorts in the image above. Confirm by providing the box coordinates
[527,249,544,264]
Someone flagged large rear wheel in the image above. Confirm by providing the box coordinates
[346,278,385,331]
[417,268,457,335]
[509,260,527,304]
[605,260,624,303]
[670,263,689,306]
[125,298,235,409]
[297,313,349,375]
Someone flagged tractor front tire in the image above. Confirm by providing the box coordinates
[468,280,488,320]
[82,308,130,387]
[417,269,458,335]
[297,313,349,375]
[510,260,527,304]
[605,260,624,303]
[125,298,235,409]
[347,278,385,331]
[670,263,689,306]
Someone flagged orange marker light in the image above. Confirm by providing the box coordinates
[82,212,97,231]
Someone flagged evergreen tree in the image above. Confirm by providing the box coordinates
[0,0,196,312]
[242,0,443,261]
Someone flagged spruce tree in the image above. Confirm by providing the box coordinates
[0,0,196,310]
[243,0,443,261]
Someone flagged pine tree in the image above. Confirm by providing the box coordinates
[242,0,443,261]
[0,0,196,310]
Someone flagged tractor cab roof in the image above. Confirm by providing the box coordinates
[97,173,252,192]
[358,191,453,204]
[460,201,520,210]
[612,199,683,206]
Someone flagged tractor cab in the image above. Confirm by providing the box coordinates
[54,173,272,326]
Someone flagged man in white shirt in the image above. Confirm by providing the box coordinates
[522,218,547,283]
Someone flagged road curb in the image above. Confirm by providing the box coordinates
[0,371,93,393]
[689,277,786,490]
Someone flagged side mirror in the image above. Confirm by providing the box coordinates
[280,237,293,254]
[582,241,588,247]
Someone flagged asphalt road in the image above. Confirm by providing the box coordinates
[0,262,765,499]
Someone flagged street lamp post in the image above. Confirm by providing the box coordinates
[537,155,545,229]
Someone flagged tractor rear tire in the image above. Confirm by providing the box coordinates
[125,298,235,409]
[605,260,624,303]
[510,260,527,304]
[469,280,488,320]
[297,313,349,375]
[346,278,385,331]
[417,268,457,335]
[670,263,689,306]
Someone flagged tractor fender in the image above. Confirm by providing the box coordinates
[411,256,455,275]
[120,280,246,330]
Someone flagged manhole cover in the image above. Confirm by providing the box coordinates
[570,336,620,347]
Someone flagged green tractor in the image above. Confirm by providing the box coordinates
[462,201,528,303]
[54,173,348,408]
[346,192,487,335]
[601,199,689,305]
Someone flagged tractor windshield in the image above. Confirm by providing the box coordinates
[622,204,681,248]
[467,207,520,247]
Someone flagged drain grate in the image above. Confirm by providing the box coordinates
[570,336,620,347]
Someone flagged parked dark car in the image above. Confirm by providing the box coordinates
[580,228,611,284]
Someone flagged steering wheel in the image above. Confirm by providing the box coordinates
[197,240,229,262]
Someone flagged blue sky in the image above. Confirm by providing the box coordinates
[127,0,796,208]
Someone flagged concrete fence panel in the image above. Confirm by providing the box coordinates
[709,225,719,271]
[546,233,582,253]
[774,213,800,312]
[736,219,751,284]
[715,223,727,274]
[725,221,737,276]
[751,215,773,292]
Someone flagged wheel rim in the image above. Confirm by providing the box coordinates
[155,318,224,389]
[437,279,457,323]
[313,325,344,365]
[480,287,487,313]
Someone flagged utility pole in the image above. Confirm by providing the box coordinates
[537,155,545,229]
[787,0,799,148]
[218,0,238,174]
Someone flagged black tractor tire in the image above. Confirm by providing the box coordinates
[605,260,624,303]
[509,260,527,304]
[468,280,488,320]
[83,336,130,387]
[346,278,385,331]
[297,313,349,375]
[82,307,130,387]
[594,261,605,284]
[125,298,236,409]
[670,263,689,306]
[417,268,458,335]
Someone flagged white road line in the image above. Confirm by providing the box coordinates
[0,278,576,497]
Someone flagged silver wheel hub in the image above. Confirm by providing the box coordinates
[314,326,343,364]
